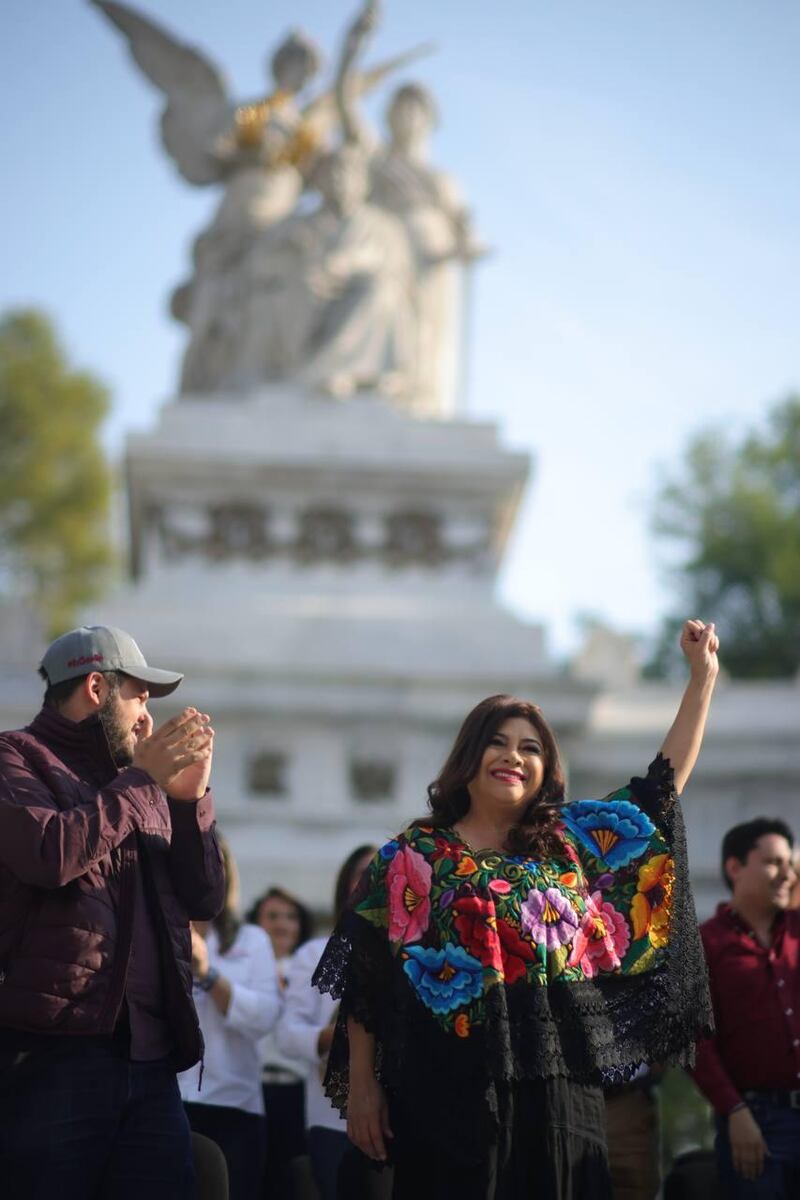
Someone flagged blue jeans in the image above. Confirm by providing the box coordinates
[0,1036,194,1200]
[715,1095,800,1198]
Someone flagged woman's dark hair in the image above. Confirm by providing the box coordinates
[244,887,313,950]
[424,694,566,858]
[333,844,377,922]
[213,835,242,956]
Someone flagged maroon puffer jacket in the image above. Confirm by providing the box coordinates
[0,707,225,1071]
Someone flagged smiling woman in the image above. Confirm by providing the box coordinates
[312,619,722,1200]
[424,698,563,859]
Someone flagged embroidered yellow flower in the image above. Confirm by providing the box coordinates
[630,853,674,948]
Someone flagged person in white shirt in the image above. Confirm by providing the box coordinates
[276,846,376,1200]
[246,886,314,1200]
[180,838,281,1200]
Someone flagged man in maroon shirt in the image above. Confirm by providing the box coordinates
[692,816,800,1196]
[0,625,225,1199]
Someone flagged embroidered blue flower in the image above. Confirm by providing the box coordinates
[380,840,400,861]
[562,799,655,869]
[403,942,483,1015]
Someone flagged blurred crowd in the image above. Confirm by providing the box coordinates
[183,840,380,1200]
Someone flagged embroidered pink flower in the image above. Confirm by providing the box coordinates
[387,844,432,943]
[568,890,630,978]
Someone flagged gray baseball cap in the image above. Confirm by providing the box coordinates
[39,626,183,698]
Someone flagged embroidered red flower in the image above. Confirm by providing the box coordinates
[452,896,503,972]
[453,896,536,985]
[430,835,458,863]
[495,918,536,984]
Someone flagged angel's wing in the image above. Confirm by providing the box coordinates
[92,0,235,185]
[302,42,437,143]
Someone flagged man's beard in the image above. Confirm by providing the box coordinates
[98,694,135,768]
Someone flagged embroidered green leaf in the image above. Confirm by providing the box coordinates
[357,906,388,929]
[602,786,632,803]
[610,880,637,907]
[546,944,569,982]
[628,944,659,975]
[621,937,653,972]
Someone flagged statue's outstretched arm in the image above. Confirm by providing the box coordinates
[334,0,381,146]
[91,0,233,185]
[356,41,437,95]
[303,41,436,145]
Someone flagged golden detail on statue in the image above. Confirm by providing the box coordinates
[233,90,290,148]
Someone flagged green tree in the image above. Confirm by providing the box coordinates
[658,1067,714,1174]
[0,309,113,636]
[648,396,800,679]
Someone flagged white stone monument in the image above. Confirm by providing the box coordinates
[70,0,800,920]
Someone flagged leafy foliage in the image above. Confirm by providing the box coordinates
[649,397,800,678]
[0,310,113,636]
[658,1068,714,1175]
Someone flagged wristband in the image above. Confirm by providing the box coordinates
[728,1102,747,1116]
[196,967,220,992]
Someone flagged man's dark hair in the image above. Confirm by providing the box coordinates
[38,668,126,710]
[721,817,795,890]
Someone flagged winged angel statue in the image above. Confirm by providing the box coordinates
[93,0,430,397]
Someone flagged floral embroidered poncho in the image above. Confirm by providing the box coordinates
[313,756,712,1157]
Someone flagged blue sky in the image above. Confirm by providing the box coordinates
[3,1,799,657]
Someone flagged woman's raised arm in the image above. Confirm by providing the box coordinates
[660,619,720,795]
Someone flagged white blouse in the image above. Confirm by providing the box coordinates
[179,922,282,1115]
[257,953,309,1084]
[275,936,344,1134]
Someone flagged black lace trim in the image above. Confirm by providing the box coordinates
[627,751,676,819]
[312,756,712,1159]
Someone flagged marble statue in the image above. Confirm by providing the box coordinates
[92,0,429,396]
[292,145,415,398]
[232,140,416,396]
[336,11,486,415]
